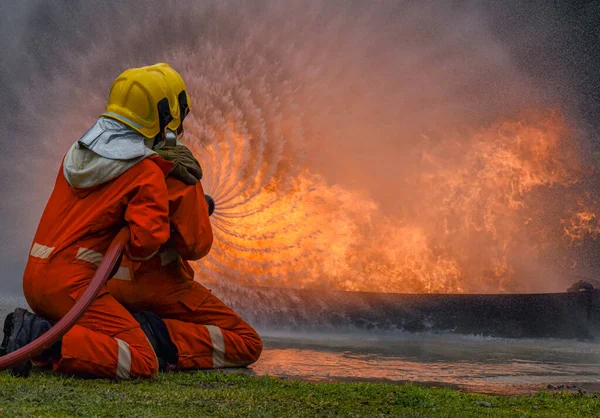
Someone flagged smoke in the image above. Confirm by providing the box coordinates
[0,0,598,294]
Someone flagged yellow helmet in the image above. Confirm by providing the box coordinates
[147,63,191,134]
[102,66,176,140]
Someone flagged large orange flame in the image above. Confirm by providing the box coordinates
[187,110,598,293]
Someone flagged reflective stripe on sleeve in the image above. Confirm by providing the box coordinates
[115,338,132,379]
[75,247,130,280]
[30,243,55,259]
[76,247,104,266]
[205,325,225,368]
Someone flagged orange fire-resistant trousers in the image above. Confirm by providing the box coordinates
[104,176,263,372]
[106,259,263,371]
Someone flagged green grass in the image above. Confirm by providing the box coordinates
[0,371,598,417]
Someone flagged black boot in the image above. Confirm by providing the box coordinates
[0,311,15,356]
[132,311,178,371]
[0,308,55,377]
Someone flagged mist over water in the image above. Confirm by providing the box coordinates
[1,1,599,294]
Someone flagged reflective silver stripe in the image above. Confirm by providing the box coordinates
[113,266,131,281]
[76,247,104,266]
[103,111,143,130]
[76,247,131,280]
[30,243,55,259]
[206,325,225,368]
[115,338,132,379]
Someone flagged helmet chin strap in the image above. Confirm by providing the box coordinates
[152,135,165,150]
[153,129,182,150]
[145,137,158,150]
[165,130,178,147]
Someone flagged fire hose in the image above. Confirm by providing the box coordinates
[0,227,129,372]
[0,194,215,372]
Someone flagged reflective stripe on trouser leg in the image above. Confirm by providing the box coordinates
[115,338,132,379]
[205,325,225,368]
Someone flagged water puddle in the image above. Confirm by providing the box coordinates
[249,331,600,394]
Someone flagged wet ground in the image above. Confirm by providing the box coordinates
[253,331,600,394]
[2,295,599,394]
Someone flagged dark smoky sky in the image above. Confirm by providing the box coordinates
[0,0,598,294]
[0,1,597,124]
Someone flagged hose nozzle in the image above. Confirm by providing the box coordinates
[205,194,215,216]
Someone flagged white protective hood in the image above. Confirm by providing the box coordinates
[63,117,156,189]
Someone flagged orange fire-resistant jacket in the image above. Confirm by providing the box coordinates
[116,175,213,286]
[167,176,213,261]
[24,156,171,290]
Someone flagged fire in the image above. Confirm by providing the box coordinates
[187,110,599,293]
[564,199,600,245]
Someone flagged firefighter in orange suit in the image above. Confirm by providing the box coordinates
[107,64,262,371]
[1,65,179,378]
[1,64,262,378]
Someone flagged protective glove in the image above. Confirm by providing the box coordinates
[155,145,203,185]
